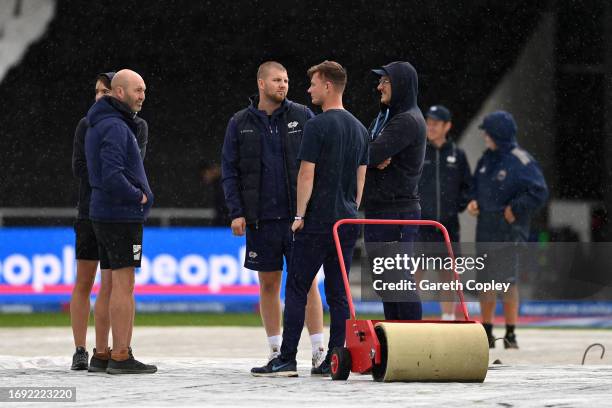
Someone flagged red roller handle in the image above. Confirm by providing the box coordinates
[332,218,470,321]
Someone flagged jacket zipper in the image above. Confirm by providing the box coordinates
[279,113,293,219]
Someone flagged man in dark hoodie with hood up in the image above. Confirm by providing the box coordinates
[467,111,548,349]
[85,69,156,374]
[363,61,427,320]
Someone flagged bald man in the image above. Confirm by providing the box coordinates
[85,69,156,374]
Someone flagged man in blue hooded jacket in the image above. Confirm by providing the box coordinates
[363,61,427,320]
[85,69,156,374]
[70,71,149,372]
[467,111,548,348]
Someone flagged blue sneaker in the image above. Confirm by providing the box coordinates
[251,357,298,377]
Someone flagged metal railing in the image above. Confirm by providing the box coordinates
[0,207,216,227]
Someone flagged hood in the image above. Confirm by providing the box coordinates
[98,71,116,83]
[373,61,419,116]
[87,96,137,131]
[479,111,518,152]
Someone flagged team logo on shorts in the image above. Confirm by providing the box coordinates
[287,121,298,129]
[133,245,142,261]
[249,251,258,259]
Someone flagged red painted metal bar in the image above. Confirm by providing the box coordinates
[332,218,470,321]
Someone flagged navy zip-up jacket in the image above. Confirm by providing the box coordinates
[363,61,427,212]
[419,140,472,224]
[85,96,153,222]
[221,96,314,222]
[72,115,148,219]
[473,111,548,240]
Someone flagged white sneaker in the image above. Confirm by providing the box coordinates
[311,347,326,368]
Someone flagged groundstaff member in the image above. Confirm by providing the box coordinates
[467,111,548,348]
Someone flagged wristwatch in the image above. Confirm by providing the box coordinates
[294,215,304,221]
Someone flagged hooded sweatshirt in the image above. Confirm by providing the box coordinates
[363,61,427,212]
[473,111,548,237]
[85,96,154,222]
[72,114,148,219]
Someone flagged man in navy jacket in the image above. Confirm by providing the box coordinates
[362,61,427,321]
[251,60,368,377]
[70,71,149,372]
[418,105,472,320]
[85,69,155,374]
[222,61,326,370]
[467,110,548,349]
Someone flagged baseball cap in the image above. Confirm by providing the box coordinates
[372,67,388,76]
[426,105,452,122]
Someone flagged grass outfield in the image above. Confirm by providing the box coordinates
[2,313,610,329]
[0,313,386,327]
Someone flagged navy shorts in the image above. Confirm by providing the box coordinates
[244,219,292,272]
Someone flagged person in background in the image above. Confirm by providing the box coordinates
[417,105,472,321]
[467,110,548,349]
[199,161,230,226]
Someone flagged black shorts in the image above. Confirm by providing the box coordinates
[476,244,520,285]
[244,220,292,272]
[74,219,99,261]
[91,221,143,270]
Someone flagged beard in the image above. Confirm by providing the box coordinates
[264,88,286,103]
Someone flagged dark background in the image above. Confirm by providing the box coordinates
[0,0,609,223]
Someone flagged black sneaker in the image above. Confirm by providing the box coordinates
[487,333,496,349]
[106,357,157,374]
[71,346,88,370]
[251,357,298,377]
[482,323,495,349]
[311,359,331,377]
[504,332,519,349]
[88,348,109,372]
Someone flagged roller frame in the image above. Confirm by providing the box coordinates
[332,219,478,378]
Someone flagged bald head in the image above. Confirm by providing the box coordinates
[111,69,146,112]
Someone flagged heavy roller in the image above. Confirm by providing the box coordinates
[330,219,489,382]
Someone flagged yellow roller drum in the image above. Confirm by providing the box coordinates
[372,322,489,382]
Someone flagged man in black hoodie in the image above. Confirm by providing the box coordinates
[363,61,427,320]
[70,71,149,372]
